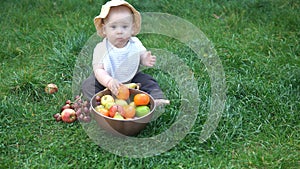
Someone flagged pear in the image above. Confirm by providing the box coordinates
[113,112,124,119]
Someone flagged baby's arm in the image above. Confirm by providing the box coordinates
[141,51,156,67]
[93,42,120,95]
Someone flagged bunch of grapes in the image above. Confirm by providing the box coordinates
[53,94,92,123]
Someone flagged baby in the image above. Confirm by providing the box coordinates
[81,0,169,105]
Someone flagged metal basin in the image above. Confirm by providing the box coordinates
[90,88,156,136]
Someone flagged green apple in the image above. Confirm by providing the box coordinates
[101,95,114,107]
[135,106,150,117]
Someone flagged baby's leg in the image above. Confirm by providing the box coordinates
[131,72,170,105]
[81,73,105,101]
[131,72,163,98]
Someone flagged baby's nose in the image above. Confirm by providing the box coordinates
[116,27,123,34]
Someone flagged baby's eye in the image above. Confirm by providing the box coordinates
[110,25,116,29]
[122,25,128,29]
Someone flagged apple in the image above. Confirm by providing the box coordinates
[104,102,115,110]
[108,105,118,117]
[45,83,58,94]
[116,85,130,100]
[95,105,109,117]
[108,105,124,118]
[123,105,136,118]
[61,108,77,123]
[101,95,115,106]
[115,99,128,106]
[135,106,150,117]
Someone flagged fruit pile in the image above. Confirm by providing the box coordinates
[53,94,91,123]
[94,85,151,120]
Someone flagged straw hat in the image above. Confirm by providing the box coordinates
[94,0,141,37]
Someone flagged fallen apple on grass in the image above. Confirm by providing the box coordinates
[61,108,77,123]
[45,83,58,94]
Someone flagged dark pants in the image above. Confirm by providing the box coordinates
[81,72,165,101]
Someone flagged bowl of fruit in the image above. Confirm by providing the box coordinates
[90,84,156,136]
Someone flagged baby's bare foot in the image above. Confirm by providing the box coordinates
[154,99,170,106]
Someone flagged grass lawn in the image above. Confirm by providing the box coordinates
[1,0,299,168]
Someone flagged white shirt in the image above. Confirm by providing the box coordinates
[93,37,146,83]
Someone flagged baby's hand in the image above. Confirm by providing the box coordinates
[141,51,156,67]
[107,78,121,96]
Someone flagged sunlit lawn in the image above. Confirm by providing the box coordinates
[1,0,299,168]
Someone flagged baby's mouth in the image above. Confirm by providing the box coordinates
[116,37,124,41]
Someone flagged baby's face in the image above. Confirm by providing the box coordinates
[103,6,134,48]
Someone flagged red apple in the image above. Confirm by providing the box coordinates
[61,108,77,123]
[108,105,124,118]
[108,105,118,117]
[45,83,58,94]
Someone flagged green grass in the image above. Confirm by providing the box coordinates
[1,0,299,168]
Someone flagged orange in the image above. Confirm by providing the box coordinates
[134,93,150,106]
